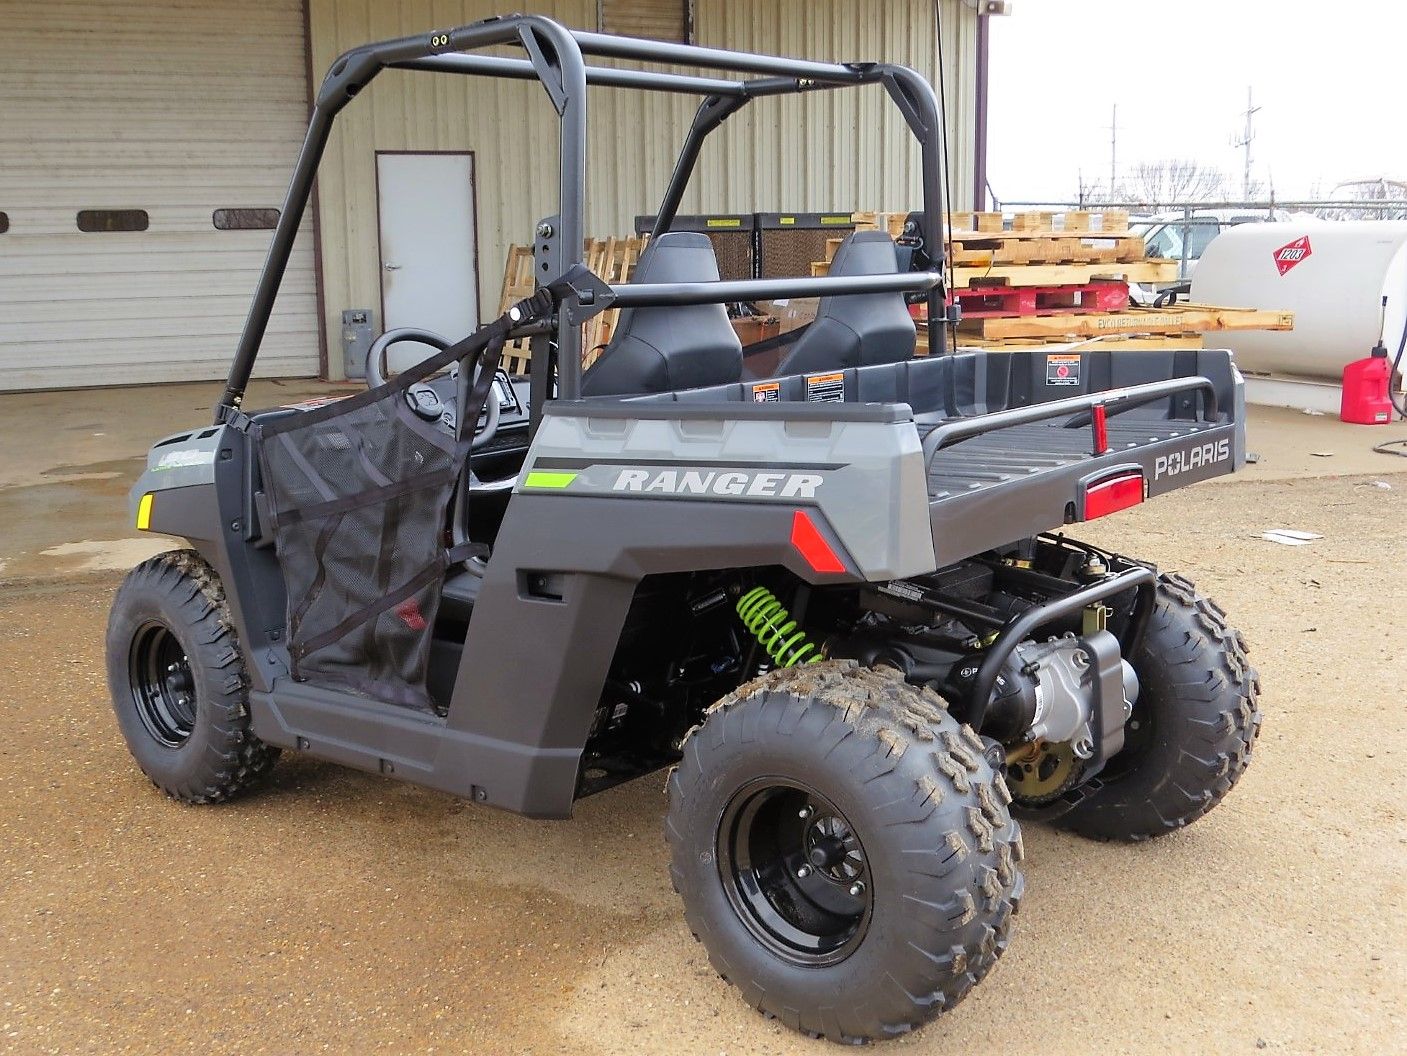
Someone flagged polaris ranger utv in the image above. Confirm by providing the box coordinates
[106,16,1260,1044]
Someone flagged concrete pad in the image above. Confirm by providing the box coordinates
[0,378,357,585]
[1236,403,1407,482]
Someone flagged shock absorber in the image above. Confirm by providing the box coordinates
[736,586,821,668]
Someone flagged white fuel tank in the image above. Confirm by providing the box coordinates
[1190,221,1407,380]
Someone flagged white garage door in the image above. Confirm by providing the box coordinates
[0,0,320,391]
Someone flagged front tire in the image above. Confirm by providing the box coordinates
[106,550,278,803]
[1056,572,1261,841]
[667,662,1023,1043]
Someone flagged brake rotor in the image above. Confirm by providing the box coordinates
[1006,740,1083,805]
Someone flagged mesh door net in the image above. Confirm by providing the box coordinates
[254,299,539,709]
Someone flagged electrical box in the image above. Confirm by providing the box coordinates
[341,309,374,379]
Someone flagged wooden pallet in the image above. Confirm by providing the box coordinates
[850,211,910,238]
[810,255,1175,288]
[497,236,647,374]
[851,209,1133,239]
[940,280,1130,319]
[960,303,1295,340]
[581,236,646,367]
[497,245,539,375]
[825,232,1145,267]
[949,234,1146,267]
[1007,209,1130,233]
[950,259,1178,289]
[917,328,1206,355]
[959,333,1207,351]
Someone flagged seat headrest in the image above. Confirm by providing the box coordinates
[579,231,742,398]
[772,231,915,376]
[634,231,721,282]
[828,229,903,279]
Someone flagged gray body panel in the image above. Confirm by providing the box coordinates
[517,404,938,581]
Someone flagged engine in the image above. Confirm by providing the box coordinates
[824,541,1149,808]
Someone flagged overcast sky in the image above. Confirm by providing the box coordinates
[985,0,1407,204]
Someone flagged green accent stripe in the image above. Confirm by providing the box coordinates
[523,470,578,490]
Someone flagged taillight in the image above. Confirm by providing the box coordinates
[1079,471,1144,520]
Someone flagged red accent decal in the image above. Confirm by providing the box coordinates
[790,510,847,574]
[1082,472,1144,520]
[1272,235,1312,276]
[1091,403,1109,455]
[394,599,427,631]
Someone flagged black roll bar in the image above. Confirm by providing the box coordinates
[607,272,942,309]
[397,53,753,96]
[217,14,953,423]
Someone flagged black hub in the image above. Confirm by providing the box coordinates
[128,621,197,748]
[716,779,872,967]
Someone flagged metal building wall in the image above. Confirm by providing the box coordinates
[307,0,977,377]
[0,0,320,391]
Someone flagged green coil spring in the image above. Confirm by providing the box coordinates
[736,586,821,668]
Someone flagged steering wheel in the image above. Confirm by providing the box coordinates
[366,327,500,450]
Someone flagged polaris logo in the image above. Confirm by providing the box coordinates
[612,469,823,498]
[1154,438,1230,480]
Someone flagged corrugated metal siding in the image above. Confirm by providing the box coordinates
[0,0,319,391]
[308,0,977,378]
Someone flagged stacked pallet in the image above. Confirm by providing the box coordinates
[837,210,1294,354]
[497,237,647,374]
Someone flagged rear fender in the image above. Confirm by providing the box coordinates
[445,404,938,817]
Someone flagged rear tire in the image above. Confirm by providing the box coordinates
[667,661,1023,1043]
[106,550,278,803]
[1056,572,1261,841]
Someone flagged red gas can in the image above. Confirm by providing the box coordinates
[1340,351,1394,425]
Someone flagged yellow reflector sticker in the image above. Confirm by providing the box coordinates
[136,493,154,530]
[706,217,743,228]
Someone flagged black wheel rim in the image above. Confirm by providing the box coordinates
[717,779,872,967]
[128,620,197,748]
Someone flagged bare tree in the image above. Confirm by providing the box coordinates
[1316,178,1407,221]
[1117,160,1229,206]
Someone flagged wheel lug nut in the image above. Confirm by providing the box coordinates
[796,865,813,879]
[849,881,866,897]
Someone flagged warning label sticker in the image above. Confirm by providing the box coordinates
[805,372,845,402]
[752,381,781,402]
[1272,235,1312,276]
[1045,353,1082,386]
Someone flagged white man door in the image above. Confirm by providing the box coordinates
[375,152,480,372]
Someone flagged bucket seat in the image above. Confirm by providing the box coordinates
[775,231,916,376]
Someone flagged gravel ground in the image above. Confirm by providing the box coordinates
[1,472,1403,1056]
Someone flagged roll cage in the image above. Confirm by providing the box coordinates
[217,12,950,425]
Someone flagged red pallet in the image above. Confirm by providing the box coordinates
[913,280,1130,320]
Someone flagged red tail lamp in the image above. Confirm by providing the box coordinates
[1079,471,1144,521]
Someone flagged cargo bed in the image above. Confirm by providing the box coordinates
[626,347,1244,565]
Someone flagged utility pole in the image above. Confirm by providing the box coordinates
[1107,104,1119,200]
[1231,86,1262,199]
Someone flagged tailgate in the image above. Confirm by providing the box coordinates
[921,376,1239,566]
